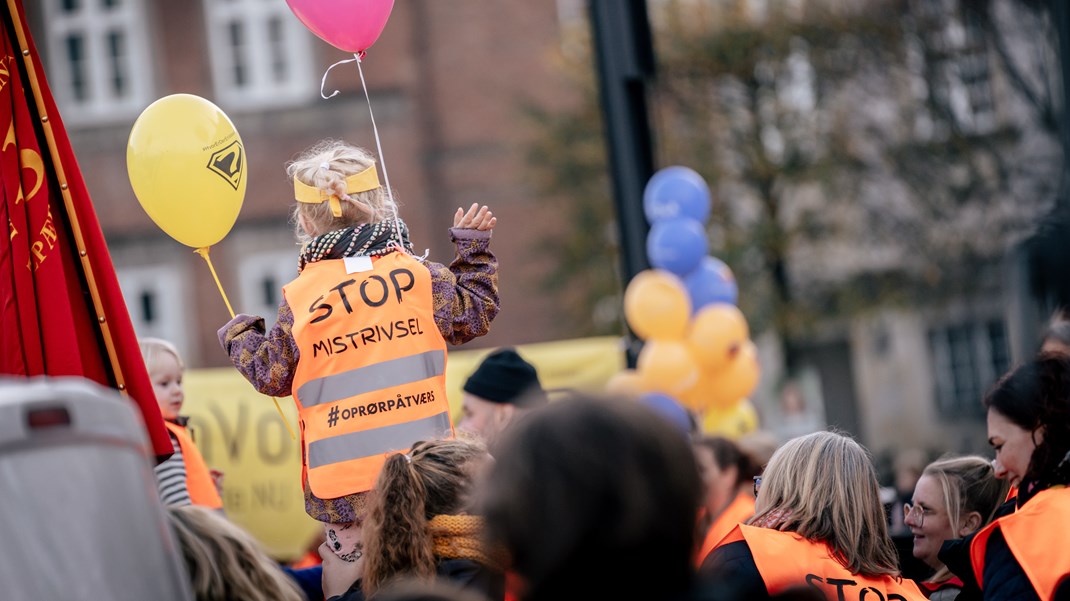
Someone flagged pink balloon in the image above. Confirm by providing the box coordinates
[285,0,395,54]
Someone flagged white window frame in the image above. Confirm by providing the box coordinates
[203,0,315,110]
[41,0,153,126]
[238,250,300,330]
[116,265,189,358]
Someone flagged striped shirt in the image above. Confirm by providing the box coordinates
[154,432,192,506]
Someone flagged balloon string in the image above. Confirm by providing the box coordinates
[319,56,358,100]
[193,247,297,441]
[194,247,235,318]
[354,53,405,254]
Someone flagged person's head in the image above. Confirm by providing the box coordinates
[457,348,547,448]
[166,505,304,601]
[1040,308,1070,355]
[287,139,394,241]
[736,429,779,485]
[477,393,703,601]
[751,430,900,578]
[893,448,926,496]
[984,353,1070,491]
[693,435,746,517]
[139,337,185,420]
[361,437,491,597]
[905,455,1007,579]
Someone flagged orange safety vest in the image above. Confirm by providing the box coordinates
[696,491,755,567]
[283,252,453,499]
[720,524,927,600]
[163,420,223,509]
[970,486,1070,600]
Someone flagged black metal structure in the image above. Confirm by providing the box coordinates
[588,0,657,367]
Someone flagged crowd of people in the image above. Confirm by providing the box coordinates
[132,139,1070,601]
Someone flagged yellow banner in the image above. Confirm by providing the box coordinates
[182,336,624,561]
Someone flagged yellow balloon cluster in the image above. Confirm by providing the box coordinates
[615,267,761,438]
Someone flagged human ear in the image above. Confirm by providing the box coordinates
[960,511,982,536]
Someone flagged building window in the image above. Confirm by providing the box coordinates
[238,250,299,329]
[910,0,997,134]
[204,0,314,109]
[928,318,1010,418]
[42,0,152,125]
[116,265,188,354]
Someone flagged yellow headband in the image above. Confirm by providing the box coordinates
[294,165,380,217]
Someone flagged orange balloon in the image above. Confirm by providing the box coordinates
[676,371,717,412]
[687,304,749,371]
[705,340,761,411]
[637,339,699,395]
[605,369,647,397]
[623,269,691,340]
[701,398,759,439]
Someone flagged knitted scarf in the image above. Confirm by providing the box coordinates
[297,219,414,273]
[428,514,496,567]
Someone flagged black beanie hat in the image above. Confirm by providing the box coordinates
[463,348,547,406]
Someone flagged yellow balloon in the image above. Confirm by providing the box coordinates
[637,339,699,396]
[605,369,647,397]
[623,269,691,340]
[127,94,247,248]
[705,340,761,411]
[701,398,759,439]
[687,304,749,371]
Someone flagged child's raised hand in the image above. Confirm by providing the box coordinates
[454,203,497,231]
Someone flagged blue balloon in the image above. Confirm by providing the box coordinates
[643,166,712,225]
[646,217,708,277]
[684,255,738,311]
[640,392,694,435]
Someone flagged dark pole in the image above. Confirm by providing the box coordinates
[588,0,656,367]
[1054,0,1070,204]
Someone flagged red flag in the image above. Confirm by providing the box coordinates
[0,0,171,458]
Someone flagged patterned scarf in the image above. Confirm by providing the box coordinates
[297,219,414,273]
[428,514,497,567]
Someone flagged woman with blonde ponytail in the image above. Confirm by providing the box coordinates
[904,456,1007,600]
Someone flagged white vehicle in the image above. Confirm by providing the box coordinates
[0,376,192,600]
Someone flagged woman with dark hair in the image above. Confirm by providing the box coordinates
[476,393,704,601]
[969,353,1070,600]
[693,435,757,566]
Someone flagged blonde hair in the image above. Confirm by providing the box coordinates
[286,139,395,241]
[751,430,900,578]
[166,505,304,601]
[921,455,1008,583]
[362,438,490,597]
[139,337,184,374]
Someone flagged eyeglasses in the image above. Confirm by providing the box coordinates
[902,502,929,527]
[753,475,762,497]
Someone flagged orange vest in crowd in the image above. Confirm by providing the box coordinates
[719,524,927,600]
[696,492,755,567]
[283,252,452,499]
[163,420,223,509]
[970,486,1070,600]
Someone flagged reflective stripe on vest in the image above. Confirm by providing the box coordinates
[297,349,445,407]
[283,252,452,499]
[721,524,927,600]
[970,487,1070,600]
[163,420,223,509]
[308,411,452,468]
